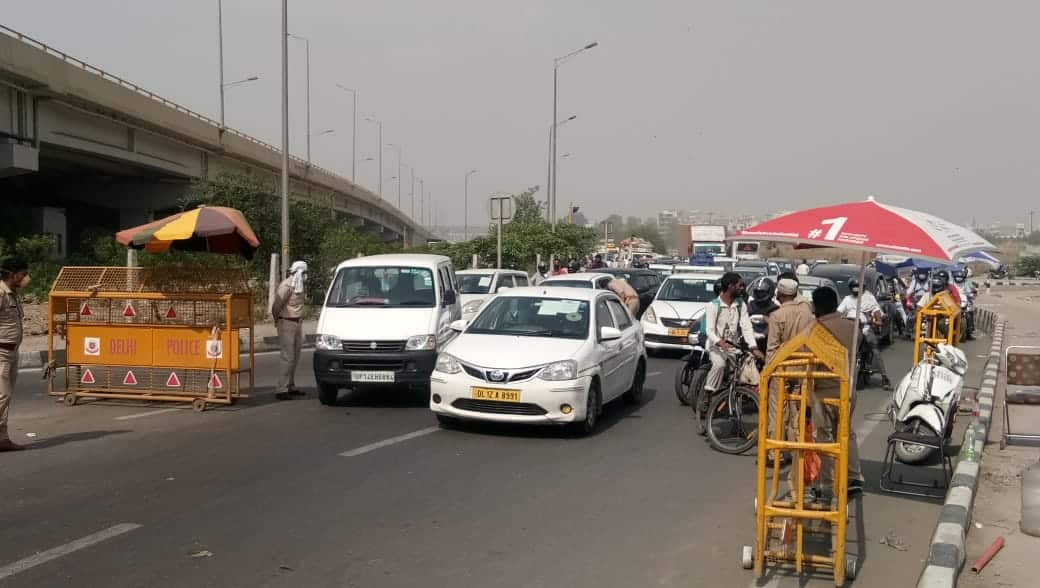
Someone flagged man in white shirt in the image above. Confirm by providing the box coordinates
[703,272,762,394]
[795,259,811,276]
[837,278,892,390]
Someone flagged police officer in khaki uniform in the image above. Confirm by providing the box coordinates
[0,255,30,452]
[271,261,307,400]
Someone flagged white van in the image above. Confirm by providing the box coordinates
[313,254,462,405]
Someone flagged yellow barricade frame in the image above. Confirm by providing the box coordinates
[913,291,961,365]
[47,266,255,412]
[752,322,852,585]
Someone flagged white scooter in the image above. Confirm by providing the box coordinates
[889,343,968,464]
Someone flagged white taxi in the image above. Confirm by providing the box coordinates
[641,272,721,351]
[430,287,646,435]
[456,268,530,321]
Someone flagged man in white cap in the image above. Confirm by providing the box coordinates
[272,261,308,400]
[765,276,815,473]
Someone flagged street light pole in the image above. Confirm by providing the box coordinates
[288,33,312,164]
[546,115,576,221]
[464,169,478,240]
[387,143,403,209]
[280,0,290,277]
[419,178,424,227]
[217,0,225,129]
[410,167,416,219]
[335,84,357,181]
[550,41,598,230]
[364,116,383,197]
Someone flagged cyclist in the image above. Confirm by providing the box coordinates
[703,272,763,397]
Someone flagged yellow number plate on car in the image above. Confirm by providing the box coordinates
[471,387,521,402]
[668,328,689,337]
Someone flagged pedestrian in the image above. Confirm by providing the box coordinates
[795,259,811,276]
[532,262,550,286]
[811,286,865,496]
[607,278,640,316]
[765,277,815,473]
[587,254,606,270]
[551,259,568,276]
[272,261,308,400]
[0,255,30,452]
[703,272,763,397]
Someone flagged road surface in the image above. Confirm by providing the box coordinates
[0,336,988,587]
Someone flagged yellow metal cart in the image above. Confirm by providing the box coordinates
[913,291,961,365]
[745,322,856,585]
[48,266,254,412]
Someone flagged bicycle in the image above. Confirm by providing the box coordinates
[700,347,761,454]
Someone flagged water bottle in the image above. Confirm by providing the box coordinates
[961,425,977,460]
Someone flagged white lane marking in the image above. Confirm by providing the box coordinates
[114,408,181,421]
[339,427,440,457]
[0,523,142,580]
[647,371,662,377]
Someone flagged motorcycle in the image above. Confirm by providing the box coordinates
[960,298,975,341]
[889,343,967,464]
[749,314,768,355]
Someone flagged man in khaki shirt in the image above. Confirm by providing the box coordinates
[765,278,815,463]
[0,256,30,452]
[271,261,308,400]
[811,286,865,496]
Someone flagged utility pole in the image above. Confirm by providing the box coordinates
[279,0,290,276]
[490,196,514,269]
[217,0,225,128]
[464,169,478,240]
[419,178,424,227]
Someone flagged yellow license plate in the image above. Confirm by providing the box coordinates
[668,328,689,337]
[471,387,521,402]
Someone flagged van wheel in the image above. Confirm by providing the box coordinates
[318,383,339,406]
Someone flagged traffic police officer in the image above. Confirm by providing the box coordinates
[0,255,30,452]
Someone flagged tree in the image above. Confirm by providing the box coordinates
[509,186,543,224]
[1016,255,1040,276]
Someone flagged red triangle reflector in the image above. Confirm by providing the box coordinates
[165,306,177,319]
[208,373,223,389]
[165,372,181,388]
[123,370,138,386]
[123,301,137,318]
[80,369,96,385]
[79,301,92,316]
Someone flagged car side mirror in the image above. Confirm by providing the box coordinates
[450,319,468,332]
[600,326,622,341]
[443,290,457,306]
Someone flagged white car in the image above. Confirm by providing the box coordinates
[540,272,613,290]
[430,287,646,435]
[641,273,722,351]
[457,269,530,321]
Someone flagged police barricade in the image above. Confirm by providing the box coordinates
[746,323,856,584]
[48,267,254,412]
[913,291,961,365]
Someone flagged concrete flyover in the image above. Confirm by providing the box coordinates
[0,25,433,253]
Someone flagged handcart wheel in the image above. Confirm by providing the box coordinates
[741,545,754,569]
[192,398,207,413]
[844,554,859,580]
[63,393,77,406]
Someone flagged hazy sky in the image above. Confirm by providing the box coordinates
[4,1,1039,226]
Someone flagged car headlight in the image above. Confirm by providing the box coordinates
[538,360,578,381]
[316,334,341,350]
[462,300,484,314]
[434,353,461,374]
[405,334,437,351]
[643,307,657,324]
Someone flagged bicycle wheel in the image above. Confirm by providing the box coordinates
[705,385,760,455]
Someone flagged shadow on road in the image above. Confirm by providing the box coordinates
[27,429,131,449]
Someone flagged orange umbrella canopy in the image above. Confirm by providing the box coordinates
[115,206,260,259]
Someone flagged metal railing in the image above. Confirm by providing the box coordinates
[0,23,421,232]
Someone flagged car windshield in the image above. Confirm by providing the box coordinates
[694,244,726,256]
[326,266,437,307]
[544,280,592,288]
[458,274,493,294]
[658,278,716,302]
[466,296,590,339]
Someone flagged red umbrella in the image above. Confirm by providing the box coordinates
[735,197,994,262]
[735,197,994,391]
